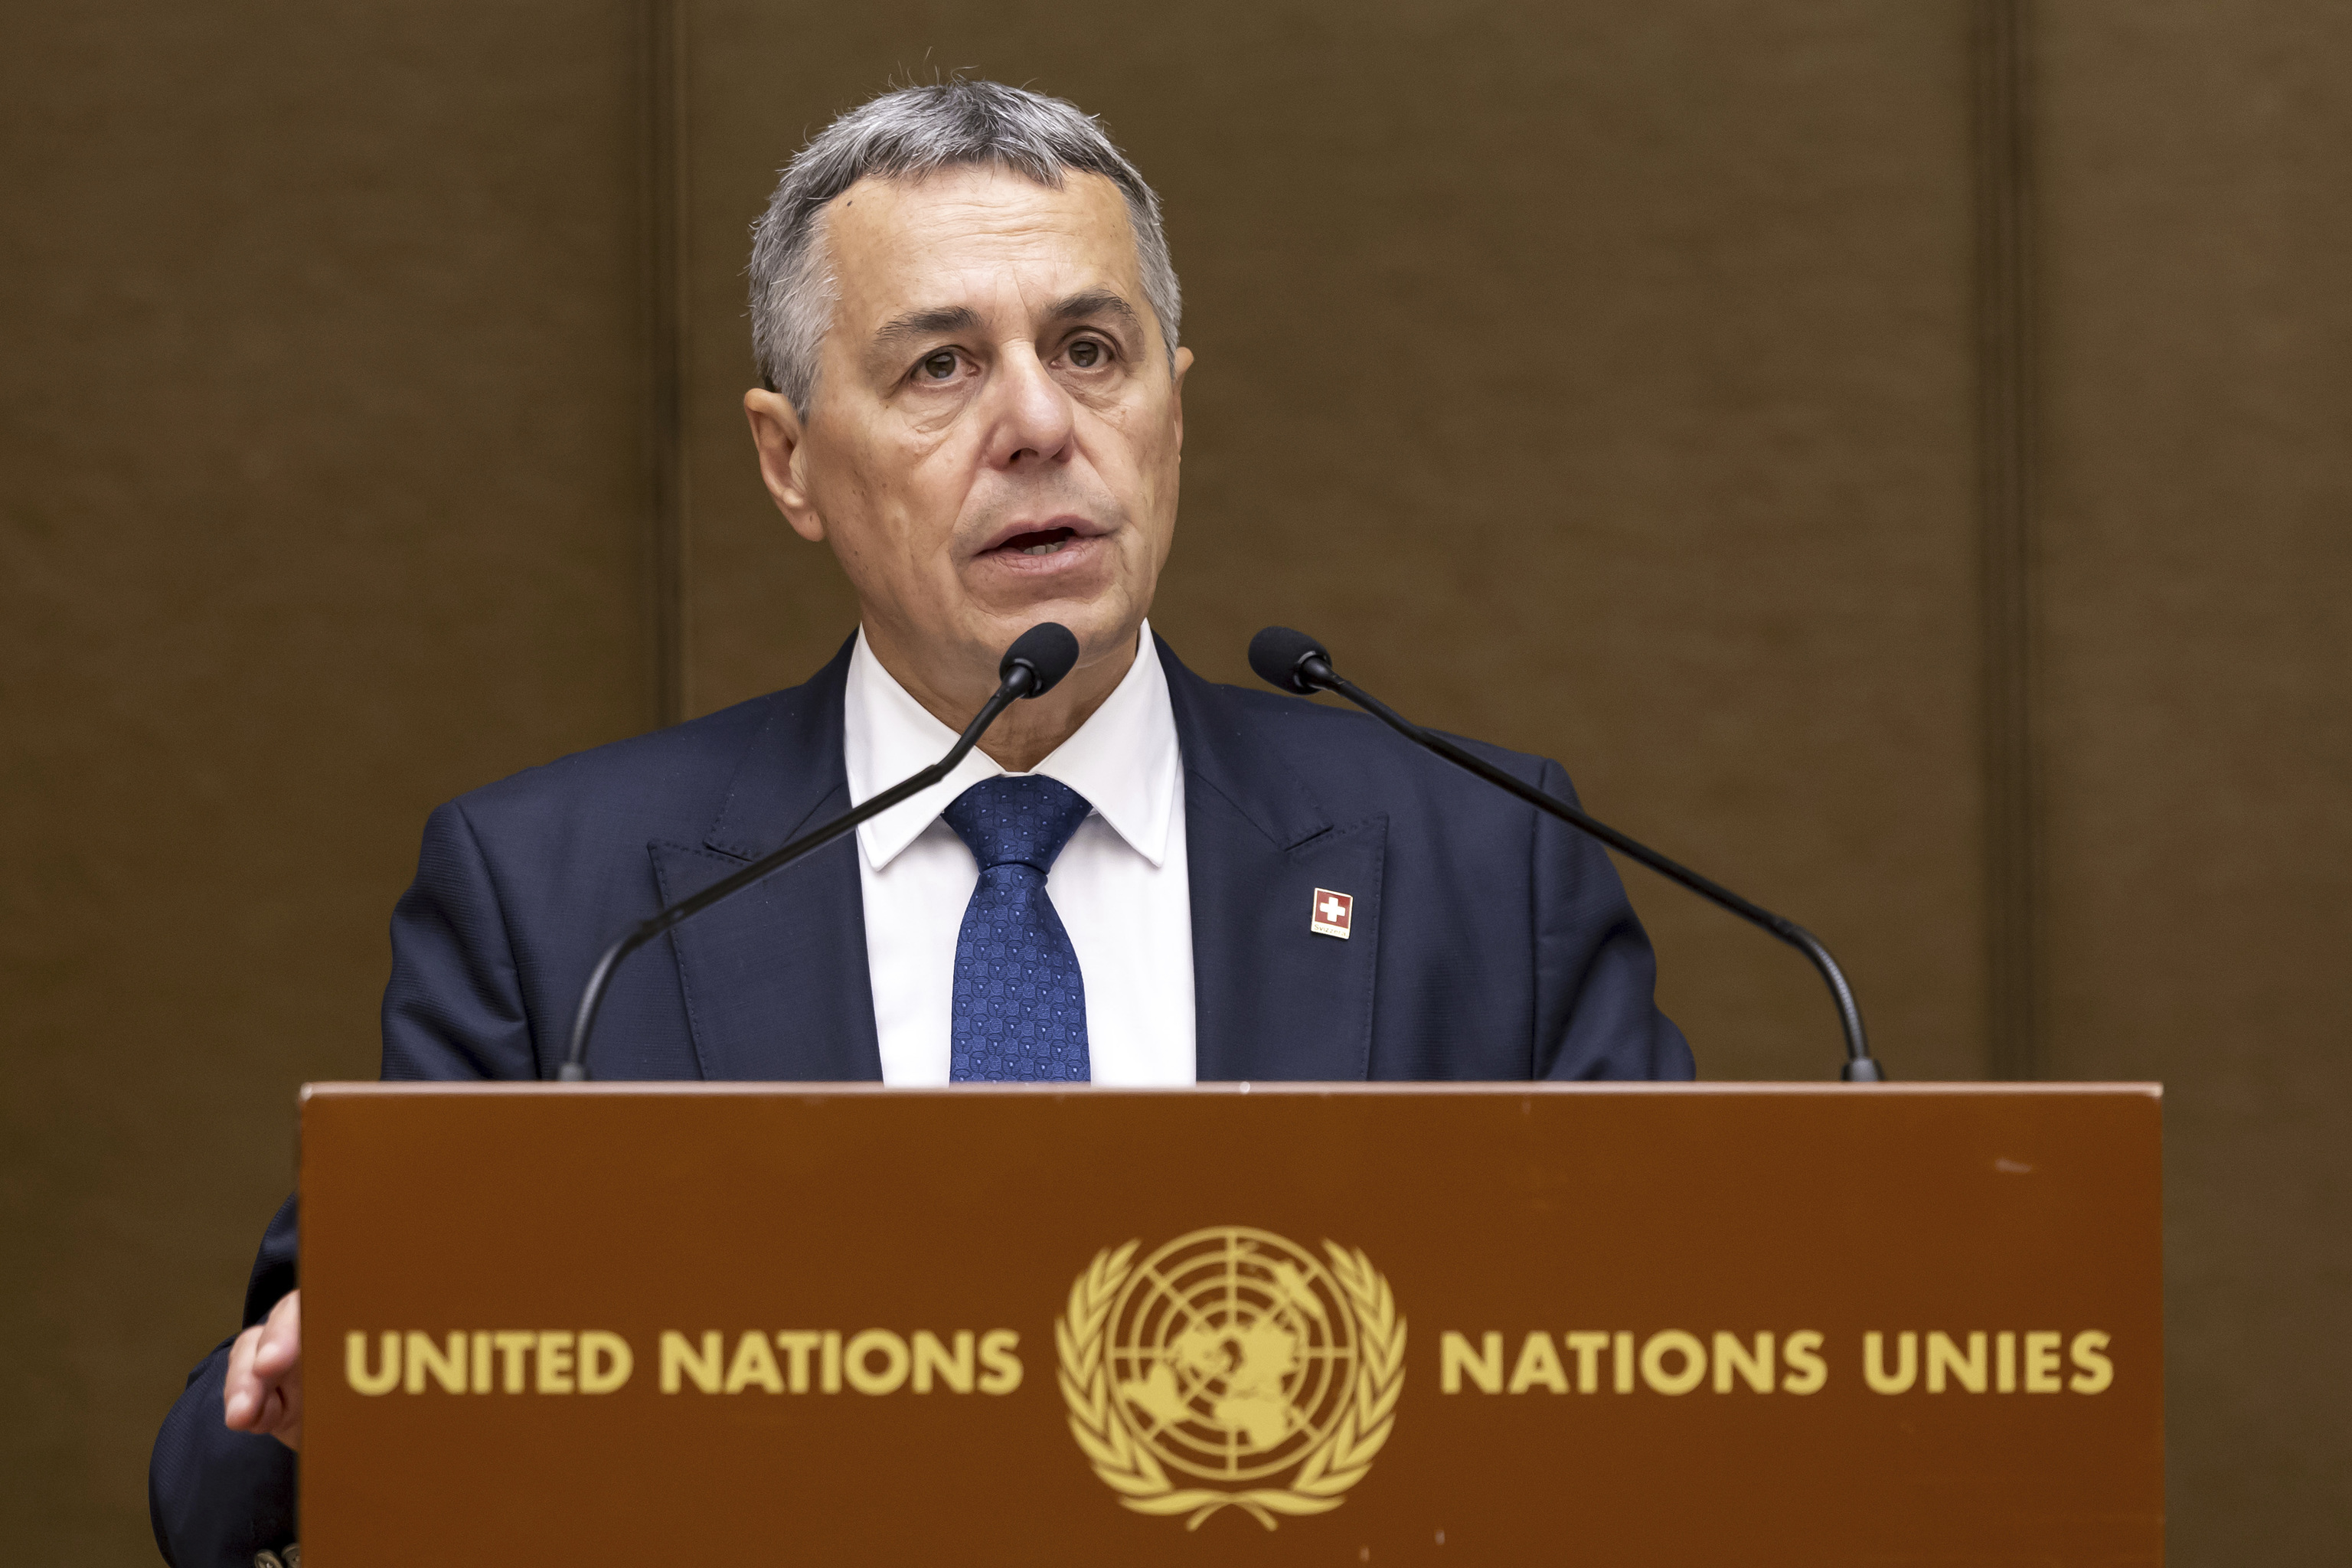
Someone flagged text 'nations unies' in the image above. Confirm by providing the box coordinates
[1439,1330,2115,1396]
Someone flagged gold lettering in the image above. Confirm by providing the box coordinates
[1639,1331,1705,1396]
[977,1329,1022,1395]
[404,1331,466,1395]
[2069,1331,2114,1394]
[1864,1331,1916,1394]
[1508,1332,1569,1394]
[579,1331,632,1394]
[1613,1331,1635,1393]
[1565,1331,1609,1393]
[1998,1330,2017,1393]
[1439,1331,1503,1394]
[2024,1331,2063,1393]
[537,1331,575,1393]
[724,1330,783,1393]
[776,1331,820,1393]
[1927,1331,1988,1393]
[913,1331,975,1393]
[661,1331,722,1394]
[845,1330,910,1395]
[1713,1331,1773,1393]
[472,1331,492,1394]
[345,1331,399,1396]
[494,1331,534,1393]
[821,1331,842,1393]
[1781,1331,1827,1394]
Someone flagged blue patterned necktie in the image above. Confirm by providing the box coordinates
[942,776,1095,1082]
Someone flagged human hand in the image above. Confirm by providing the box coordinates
[222,1288,302,1449]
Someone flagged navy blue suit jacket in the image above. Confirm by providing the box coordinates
[150,635,1690,1563]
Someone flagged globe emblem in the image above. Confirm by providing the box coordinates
[1107,1227,1361,1481]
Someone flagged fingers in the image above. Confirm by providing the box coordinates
[221,1289,304,1440]
[252,1289,302,1379]
[255,1385,299,1447]
[265,1292,305,1450]
[262,1290,304,1449]
[222,1324,266,1429]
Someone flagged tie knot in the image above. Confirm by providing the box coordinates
[942,775,1093,872]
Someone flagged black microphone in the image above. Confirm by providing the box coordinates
[556,622,1083,1081]
[1248,626,1885,1082]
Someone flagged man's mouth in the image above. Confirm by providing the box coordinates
[991,527,1080,557]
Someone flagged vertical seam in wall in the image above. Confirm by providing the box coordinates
[1973,0,2041,1080]
[643,0,690,727]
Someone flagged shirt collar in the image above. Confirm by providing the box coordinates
[844,622,1180,872]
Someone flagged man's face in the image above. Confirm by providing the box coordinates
[746,165,1191,697]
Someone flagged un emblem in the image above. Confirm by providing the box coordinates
[1056,1227,1406,1530]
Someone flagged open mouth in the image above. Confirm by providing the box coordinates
[991,526,1080,557]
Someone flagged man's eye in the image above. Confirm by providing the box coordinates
[919,351,958,381]
[1068,338,1106,369]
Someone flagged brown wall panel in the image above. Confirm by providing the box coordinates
[678,0,1988,1086]
[0,3,652,1557]
[2034,4,2352,1559]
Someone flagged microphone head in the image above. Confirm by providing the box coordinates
[1001,621,1081,698]
[1248,626,1333,694]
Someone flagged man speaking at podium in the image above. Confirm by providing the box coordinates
[152,80,1690,1564]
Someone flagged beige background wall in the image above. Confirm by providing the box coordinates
[2,2,2344,1561]
[0,2,660,1555]
[2035,5,2352,1546]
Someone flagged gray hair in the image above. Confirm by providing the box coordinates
[747,80,1182,416]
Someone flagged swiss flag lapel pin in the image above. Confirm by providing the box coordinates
[1309,887,1354,939]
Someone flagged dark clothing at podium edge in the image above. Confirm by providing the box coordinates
[149,633,1691,1566]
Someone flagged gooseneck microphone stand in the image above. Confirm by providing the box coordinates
[555,622,1083,1082]
[1248,626,1885,1083]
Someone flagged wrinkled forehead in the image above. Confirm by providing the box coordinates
[818,166,1144,335]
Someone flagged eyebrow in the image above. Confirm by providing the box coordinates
[1044,289,1144,337]
[867,290,1145,359]
[870,305,983,358]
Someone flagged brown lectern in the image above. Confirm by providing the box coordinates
[300,1083,2161,1564]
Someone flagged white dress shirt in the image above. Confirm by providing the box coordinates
[842,623,1196,1086]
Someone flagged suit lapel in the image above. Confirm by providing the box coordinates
[652,639,884,1082]
[1162,639,1384,1081]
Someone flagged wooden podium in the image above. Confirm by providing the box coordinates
[299,1083,2161,1564]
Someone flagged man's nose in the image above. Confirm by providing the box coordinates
[980,345,1076,470]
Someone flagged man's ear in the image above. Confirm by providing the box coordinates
[743,388,827,542]
[1169,345,1194,453]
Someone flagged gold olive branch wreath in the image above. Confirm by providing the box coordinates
[1055,1239,1407,1531]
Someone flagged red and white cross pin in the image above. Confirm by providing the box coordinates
[1309,887,1354,939]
